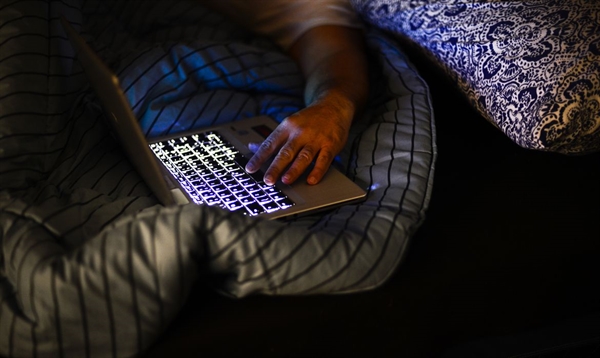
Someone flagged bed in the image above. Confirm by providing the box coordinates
[0,1,436,356]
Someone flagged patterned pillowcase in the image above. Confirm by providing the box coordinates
[351,0,600,154]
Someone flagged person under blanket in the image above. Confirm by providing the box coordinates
[202,0,370,186]
[0,1,438,356]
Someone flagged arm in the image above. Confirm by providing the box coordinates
[201,1,369,185]
[247,25,369,185]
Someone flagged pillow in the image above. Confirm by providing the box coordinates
[351,0,600,154]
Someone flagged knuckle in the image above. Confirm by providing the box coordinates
[318,149,333,163]
[278,147,294,160]
[260,138,277,152]
[296,150,313,163]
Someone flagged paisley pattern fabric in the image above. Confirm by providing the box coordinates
[351,0,600,153]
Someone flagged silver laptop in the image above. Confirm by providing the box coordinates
[61,17,366,220]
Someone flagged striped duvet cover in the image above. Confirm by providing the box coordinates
[0,1,436,356]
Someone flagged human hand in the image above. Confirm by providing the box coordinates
[245,93,355,186]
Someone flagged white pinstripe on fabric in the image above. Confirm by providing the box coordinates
[0,0,436,356]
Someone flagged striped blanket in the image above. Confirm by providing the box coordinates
[0,1,436,356]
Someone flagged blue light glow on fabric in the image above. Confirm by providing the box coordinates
[119,43,304,138]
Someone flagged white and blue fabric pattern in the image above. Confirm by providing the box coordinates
[351,0,600,153]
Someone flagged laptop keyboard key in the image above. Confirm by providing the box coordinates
[150,132,294,216]
[245,202,265,216]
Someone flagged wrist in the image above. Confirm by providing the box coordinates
[315,86,367,120]
[311,88,361,125]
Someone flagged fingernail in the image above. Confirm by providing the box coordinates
[264,175,274,185]
[308,176,317,185]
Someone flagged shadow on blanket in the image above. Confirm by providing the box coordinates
[0,1,435,356]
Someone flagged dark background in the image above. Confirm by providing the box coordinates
[146,46,600,357]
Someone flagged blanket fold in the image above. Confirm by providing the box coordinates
[0,1,436,356]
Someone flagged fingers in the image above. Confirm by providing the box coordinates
[245,133,324,186]
[245,105,351,185]
[262,142,297,185]
[280,145,317,185]
[245,129,286,174]
[255,143,329,186]
[245,127,302,186]
[306,148,334,185]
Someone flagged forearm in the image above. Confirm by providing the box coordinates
[288,25,369,121]
[201,1,369,118]
[250,25,370,185]
[198,1,370,184]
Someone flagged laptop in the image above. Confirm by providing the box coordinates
[61,17,366,220]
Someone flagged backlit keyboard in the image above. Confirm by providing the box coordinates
[149,132,294,216]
